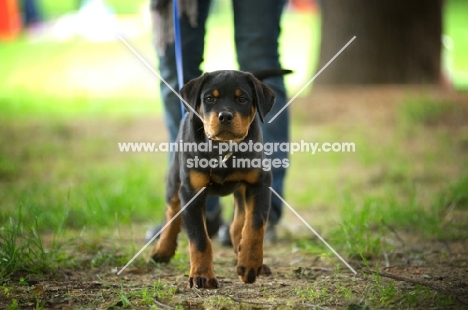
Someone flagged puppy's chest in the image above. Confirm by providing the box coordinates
[206,154,261,185]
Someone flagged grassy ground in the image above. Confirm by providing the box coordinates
[1,87,467,309]
[1,0,468,309]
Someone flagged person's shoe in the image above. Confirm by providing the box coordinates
[264,221,277,243]
[145,208,223,243]
[145,224,164,243]
[218,224,232,247]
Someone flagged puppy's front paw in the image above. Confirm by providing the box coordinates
[189,277,219,289]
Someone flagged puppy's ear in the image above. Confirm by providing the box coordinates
[180,74,208,115]
[248,74,276,123]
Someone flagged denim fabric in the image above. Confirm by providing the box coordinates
[155,0,289,224]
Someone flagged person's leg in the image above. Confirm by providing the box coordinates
[149,0,221,240]
[157,0,212,144]
[233,0,289,226]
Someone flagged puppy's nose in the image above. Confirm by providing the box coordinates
[218,111,233,124]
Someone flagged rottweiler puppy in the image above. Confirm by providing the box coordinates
[150,70,279,288]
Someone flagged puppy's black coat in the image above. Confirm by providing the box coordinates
[151,70,284,288]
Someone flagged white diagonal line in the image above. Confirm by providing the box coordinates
[268,36,356,123]
[117,187,206,275]
[118,35,205,123]
[269,187,357,274]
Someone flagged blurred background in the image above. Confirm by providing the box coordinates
[0,0,321,118]
[1,0,466,118]
[1,0,468,279]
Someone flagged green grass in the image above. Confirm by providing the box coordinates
[288,93,468,262]
[41,0,148,18]
[97,278,179,308]
[398,97,456,126]
[0,39,162,118]
[291,267,458,309]
[298,173,468,261]
[0,117,167,231]
[0,206,67,280]
[444,0,468,88]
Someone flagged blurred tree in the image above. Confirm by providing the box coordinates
[315,0,443,84]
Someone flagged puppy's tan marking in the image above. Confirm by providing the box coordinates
[204,106,256,142]
[189,170,210,191]
[189,239,218,288]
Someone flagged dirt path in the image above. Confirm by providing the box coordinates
[4,236,467,309]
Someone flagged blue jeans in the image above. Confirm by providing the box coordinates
[154,0,289,225]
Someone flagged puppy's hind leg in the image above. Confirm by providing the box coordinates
[150,181,182,263]
[230,185,246,254]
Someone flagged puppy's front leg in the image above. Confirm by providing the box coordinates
[236,179,272,284]
[181,174,218,289]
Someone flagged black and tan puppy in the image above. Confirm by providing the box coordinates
[150,70,278,288]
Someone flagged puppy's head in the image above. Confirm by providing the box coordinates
[181,70,275,142]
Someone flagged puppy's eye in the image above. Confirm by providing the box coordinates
[237,96,248,104]
[204,96,215,103]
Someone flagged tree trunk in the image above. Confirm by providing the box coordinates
[315,0,443,85]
